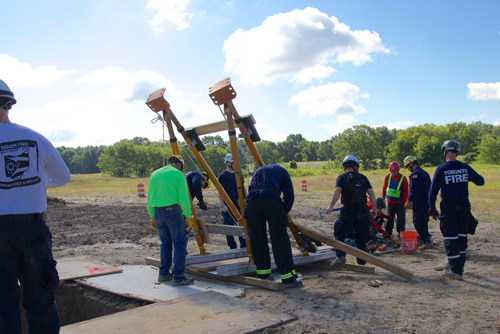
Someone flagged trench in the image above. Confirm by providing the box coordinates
[21,280,151,332]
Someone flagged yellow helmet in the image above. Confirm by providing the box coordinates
[167,155,184,170]
[403,156,418,167]
[201,172,211,189]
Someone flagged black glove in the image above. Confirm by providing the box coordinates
[429,207,439,220]
[198,201,208,210]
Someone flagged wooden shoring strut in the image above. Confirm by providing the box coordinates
[224,100,309,256]
[223,106,253,255]
[145,90,207,255]
[167,109,254,264]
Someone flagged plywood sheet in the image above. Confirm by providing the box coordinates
[80,265,243,302]
[57,257,123,281]
[61,290,294,334]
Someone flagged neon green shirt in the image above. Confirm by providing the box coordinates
[147,165,192,218]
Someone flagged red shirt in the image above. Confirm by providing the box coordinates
[382,173,409,204]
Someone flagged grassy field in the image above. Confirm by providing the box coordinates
[47,162,500,223]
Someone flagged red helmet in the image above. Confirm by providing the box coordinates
[389,161,400,173]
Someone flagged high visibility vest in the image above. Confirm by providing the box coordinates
[386,175,404,200]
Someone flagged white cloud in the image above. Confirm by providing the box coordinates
[0,54,74,88]
[288,82,369,117]
[10,66,219,147]
[318,114,358,135]
[379,121,415,130]
[146,0,193,33]
[459,114,487,122]
[467,82,500,101]
[223,7,389,86]
[494,119,500,126]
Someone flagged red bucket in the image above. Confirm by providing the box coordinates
[400,231,417,254]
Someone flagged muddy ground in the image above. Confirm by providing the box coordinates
[46,192,500,334]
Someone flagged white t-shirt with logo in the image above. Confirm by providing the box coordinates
[0,123,70,214]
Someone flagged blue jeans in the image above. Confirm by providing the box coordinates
[153,207,187,278]
[0,213,60,334]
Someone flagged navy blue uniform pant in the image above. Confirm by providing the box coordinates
[439,198,470,275]
[222,210,246,249]
[334,206,370,265]
[386,202,406,235]
[0,213,60,334]
[412,207,431,241]
[247,198,296,282]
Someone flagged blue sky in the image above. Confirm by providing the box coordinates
[2,0,500,148]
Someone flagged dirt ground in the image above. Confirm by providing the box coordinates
[46,192,500,334]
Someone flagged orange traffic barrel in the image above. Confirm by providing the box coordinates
[301,179,308,192]
[137,183,146,197]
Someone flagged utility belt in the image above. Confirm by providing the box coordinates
[156,204,179,210]
[248,186,280,194]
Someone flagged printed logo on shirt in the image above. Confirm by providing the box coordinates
[444,169,468,184]
[0,140,41,189]
[412,175,418,178]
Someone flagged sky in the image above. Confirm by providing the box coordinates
[1,0,500,148]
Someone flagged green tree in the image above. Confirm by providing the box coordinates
[333,125,380,170]
[277,134,305,162]
[477,135,500,164]
[317,140,335,161]
[254,140,280,164]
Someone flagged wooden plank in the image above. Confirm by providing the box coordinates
[216,249,335,276]
[185,269,283,291]
[186,118,234,136]
[197,219,211,244]
[61,290,294,334]
[205,223,245,237]
[56,257,123,281]
[190,257,249,272]
[293,223,414,280]
[312,261,376,274]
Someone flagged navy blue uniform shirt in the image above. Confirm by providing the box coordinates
[408,166,431,209]
[218,170,241,207]
[186,171,204,202]
[429,160,484,207]
[247,164,294,214]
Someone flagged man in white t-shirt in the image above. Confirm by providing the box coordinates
[0,79,71,334]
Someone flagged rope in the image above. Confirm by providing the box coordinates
[151,114,166,166]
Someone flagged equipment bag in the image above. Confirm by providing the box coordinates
[467,212,479,235]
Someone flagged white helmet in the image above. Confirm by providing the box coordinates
[342,155,359,168]
[0,80,17,108]
[224,153,233,163]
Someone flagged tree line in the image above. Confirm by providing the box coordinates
[56,121,500,177]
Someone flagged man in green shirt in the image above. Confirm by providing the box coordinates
[147,155,194,286]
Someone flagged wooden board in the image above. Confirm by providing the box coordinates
[56,257,123,281]
[197,218,211,244]
[61,290,294,334]
[293,223,414,280]
[80,265,243,302]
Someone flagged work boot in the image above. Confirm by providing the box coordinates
[330,256,346,267]
[443,267,463,281]
[282,279,304,289]
[434,258,450,271]
[158,274,173,282]
[172,276,194,286]
[419,238,433,250]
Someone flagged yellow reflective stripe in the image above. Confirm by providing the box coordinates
[256,269,271,275]
[280,269,296,280]
[386,176,404,199]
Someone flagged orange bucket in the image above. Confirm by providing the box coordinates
[400,231,417,254]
